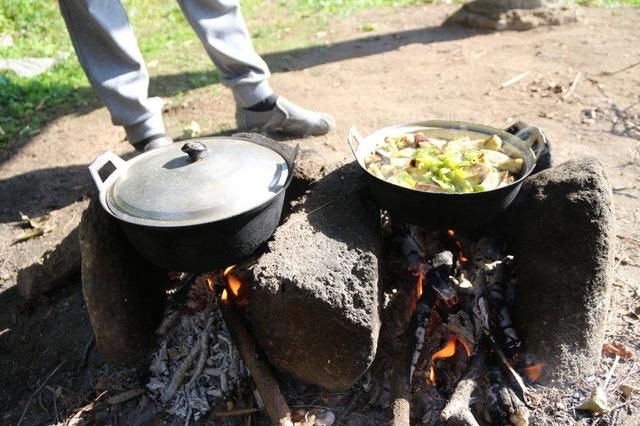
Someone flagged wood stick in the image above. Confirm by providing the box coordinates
[600,60,640,76]
[17,361,64,426]
[389,332,415,426]
[161,326,208,403]
[439,351,484,426]
[213,407,262,417]
[500,71,531,89]
[219,301,292,426]
[562,71,582,100]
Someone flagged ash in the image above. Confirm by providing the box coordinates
[146,276,247,421]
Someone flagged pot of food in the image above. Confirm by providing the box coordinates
[348,120,547,229]
[89,133,299,272]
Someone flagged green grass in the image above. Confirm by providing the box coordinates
[0,0,637,149]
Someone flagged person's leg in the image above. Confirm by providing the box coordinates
[177,0,335,136]
[58,0,169,148]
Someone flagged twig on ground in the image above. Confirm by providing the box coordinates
[17,361,64,426]
[562,71,582,100]
[107,388,146,405]
[500,71,531,89]
[213,407,262,417]
[603,355,620,390]
[161,323,210,403]
[600,60,640,76]
[81,336,95,368]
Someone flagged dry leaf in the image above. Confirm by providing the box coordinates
[12,227,45,244]
[577,386,611,414]
[602,342,633,359]
[620,384,640,398]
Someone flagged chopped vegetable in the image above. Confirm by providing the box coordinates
[364,132,523,193]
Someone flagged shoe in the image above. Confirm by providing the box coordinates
[236,97,335,137]
[132,135,174,152]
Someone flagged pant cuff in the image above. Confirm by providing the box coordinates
[124,113,166,145]
[232,80,274,108]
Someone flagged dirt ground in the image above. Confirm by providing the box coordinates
[1,4,639,425]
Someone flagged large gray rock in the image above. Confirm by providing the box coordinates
[510,158,614,384]
[445,0,578,31]
[80,197,166,367]
[250,162,382,391]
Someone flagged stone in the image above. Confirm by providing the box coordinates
[15,200,88,300]
[79,196,166,367]
[509,158,614,384]
[444,0,579,31]
[249,162,382,391]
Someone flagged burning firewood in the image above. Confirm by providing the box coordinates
[439,349,485,426]
[219,297,293,426]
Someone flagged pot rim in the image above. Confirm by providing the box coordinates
[90,135,299,228]
[348,119,544,197]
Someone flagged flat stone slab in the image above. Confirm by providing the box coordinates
[5,200,88,299]
[510,158,614,384]
[249,162,382,391]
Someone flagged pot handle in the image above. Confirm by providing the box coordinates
[347,127,364,160]
[88,151,126,193]
[512,125,548,162]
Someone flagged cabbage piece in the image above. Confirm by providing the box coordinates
[367,164,385,179]
[443,136,485,154]
[395,147,417,158]
[388,171,416,189]
[483,135,503,150]
[431,176,456,192]
[390,157,412,168]
[479,150,523,174]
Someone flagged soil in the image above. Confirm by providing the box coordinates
[1,4,639,425]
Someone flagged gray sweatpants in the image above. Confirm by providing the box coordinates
[59,0,273,143]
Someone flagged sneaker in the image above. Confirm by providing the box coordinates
[236,97,335,137]
[132,135,174,152]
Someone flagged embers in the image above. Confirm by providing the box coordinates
[388,222,544,424]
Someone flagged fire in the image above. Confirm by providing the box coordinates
[521,363,544,382]
[457,335,473,357]
[206,277,215,292]
[222,265,249,307]
[416,271,424,299]
[428,335,458,383]
[446,229,468,263]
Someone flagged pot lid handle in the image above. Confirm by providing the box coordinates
[88,151,127,193]
[181,141,208,162]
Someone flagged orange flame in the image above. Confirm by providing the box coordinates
[458,336,473,357]
[428,335,458,383]
[521,363,544,382]
[206,277,215,292]
[221,288,229,303]
[416,271,424,299]
[447,229,468,263]
[222,264,249,307]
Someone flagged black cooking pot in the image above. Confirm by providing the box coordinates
[348,120,547,230]
[89,133,299,272]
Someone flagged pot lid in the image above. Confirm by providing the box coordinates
[106,137,289,225]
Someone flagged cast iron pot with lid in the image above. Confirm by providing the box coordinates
[348,120,548,230]
[89,133,299,272]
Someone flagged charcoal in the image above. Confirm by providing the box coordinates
[250,162,383,391]
[508,158,614,384]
